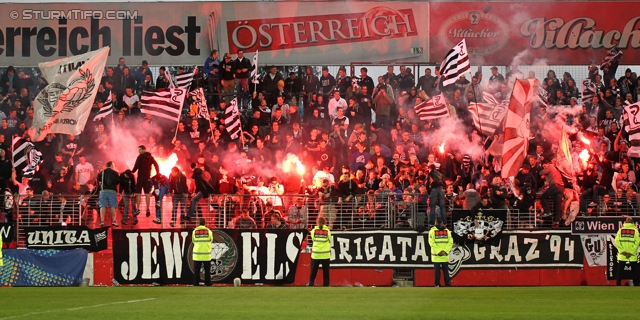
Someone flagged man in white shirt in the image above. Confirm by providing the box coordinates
[327,90,347,119]
[122,87,140,111]
[75,155,95,186]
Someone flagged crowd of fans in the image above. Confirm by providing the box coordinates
[0,49,638,230]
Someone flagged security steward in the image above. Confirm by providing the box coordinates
[429,217,453,287]
[308,216,331,286]
[192,218,213,286]
[615,217,640,286]
[0,231,3,267]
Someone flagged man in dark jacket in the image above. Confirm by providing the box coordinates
[578,163,598,214]
[187,163,215,220]
[96,161,120,227]
[119,169,136,225]
[234,50,254,109]
[428,164,446,226]
[169,166,189,227]
[132,145,160,218]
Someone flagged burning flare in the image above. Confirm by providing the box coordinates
[439,142,445,154]
[153,153,179,176]
[281,153,305,176]
[579,149,590,166]
[579,135,591,145]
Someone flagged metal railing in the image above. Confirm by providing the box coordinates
[9,191,639,247]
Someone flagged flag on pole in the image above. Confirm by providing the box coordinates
[224,98,242,139]
[600,46,623,70]
[439,39,471,87]
[176,66,197,89]
[414,93,449,121]
[250,51,259,84]
[140,88,187,122]
[93,91,113,121]
[581,79,597,103]
[556,129,575,181]
[501,79,537,178]
[622,101,640,158]
[189,88,210,120]
[29,47,110,141]
[12,136,43,180]
[468,92,508,136]
[536,85,550,107]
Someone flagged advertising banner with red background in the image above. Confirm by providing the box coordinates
[0,2,428,66]
[430,2,640,66]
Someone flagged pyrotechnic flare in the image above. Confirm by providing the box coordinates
[281,154,305,176]
[579,135,591,145]
[579,149,590,166]
[153,153,179,176]
[439,142,445,154]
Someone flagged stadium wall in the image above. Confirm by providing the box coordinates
[91,252,615,287]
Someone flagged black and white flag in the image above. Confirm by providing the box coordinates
[12,136,43,179]
[176,66,197,89]
[414,93,449,120]
[439,39,471,87]
[536,85,549,106]
[224,98,242,139]
[600,46,623,70]
[468,92,508,136]
[250,51,259,84]
[93,91,113,121]
[189,88,210,120]
[581,79,597,103]
[29,47,109,141]
[141,89,187,122]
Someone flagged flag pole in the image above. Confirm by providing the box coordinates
[237,100,245,150]
[472,82,483,136]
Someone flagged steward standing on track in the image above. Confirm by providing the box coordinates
[308,216,331,287]
[192,218,213,286]
[615,217,640,286]
[0,231,3,267]
[429,217,453,287]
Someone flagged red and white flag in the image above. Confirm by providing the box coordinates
[501,79,537,178]
[414,93,449,121]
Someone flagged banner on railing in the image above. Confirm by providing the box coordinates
[331,230,583,277]
[1,222,15,243]
[112,229,308,285]
[451,209,507,243]
[0,249,88,286]
[24,226,109,252]
[571,217,640,235]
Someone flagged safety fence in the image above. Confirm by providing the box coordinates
[6,192,637,247]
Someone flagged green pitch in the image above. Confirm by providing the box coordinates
[0,287,637,319]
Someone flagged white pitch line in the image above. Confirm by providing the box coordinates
[0,298,156,319]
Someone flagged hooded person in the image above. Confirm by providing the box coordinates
[187,163,216,221]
